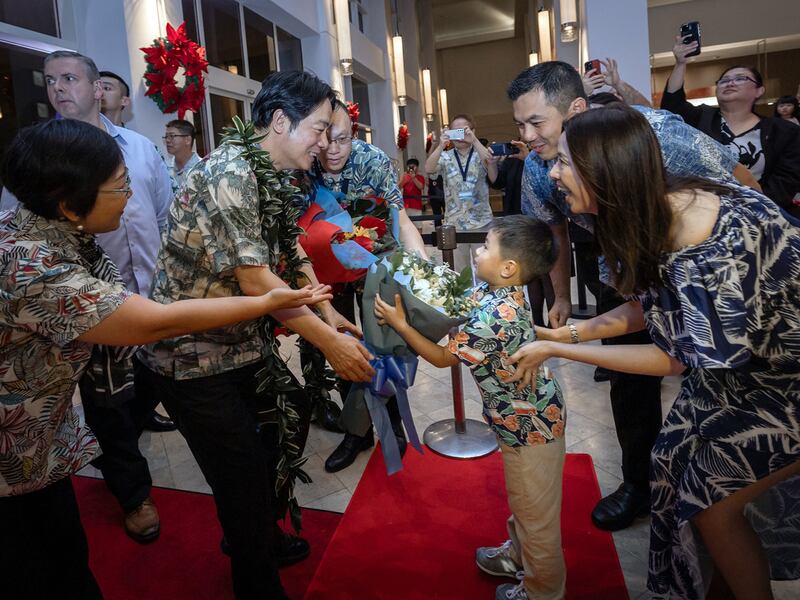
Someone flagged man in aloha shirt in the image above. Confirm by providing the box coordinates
[138,71,374,600]
[311,100,428,473]
[509,61,744,534]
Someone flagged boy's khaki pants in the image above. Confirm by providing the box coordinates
[501,437,567,599]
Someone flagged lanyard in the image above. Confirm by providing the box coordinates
[453,148,474,182]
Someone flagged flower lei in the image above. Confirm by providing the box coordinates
[141,22,208,119]
[397,123,409,149]
[220,116,311,532]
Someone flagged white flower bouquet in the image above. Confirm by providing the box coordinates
[361,249,478,356]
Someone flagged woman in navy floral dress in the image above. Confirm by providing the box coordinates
[508,104,799,599]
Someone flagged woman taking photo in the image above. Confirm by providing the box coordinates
[661,36,800,216]
[0,119,331,599]
[508,105,799,600]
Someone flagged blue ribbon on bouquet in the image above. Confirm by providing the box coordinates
[347,346,423,475]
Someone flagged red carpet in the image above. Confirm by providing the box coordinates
[73,476,341,600]
[304,450,628,600]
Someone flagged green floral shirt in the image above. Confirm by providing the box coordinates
[140,142,278,380]
[1,208,129,495]
[448,284,565,447]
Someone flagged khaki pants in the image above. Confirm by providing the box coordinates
[501,437,566,599]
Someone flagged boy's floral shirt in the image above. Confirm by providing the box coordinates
[448,283,565,447]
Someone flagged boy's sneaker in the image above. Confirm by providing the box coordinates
[476,539,523,578]
[496,582,528,600]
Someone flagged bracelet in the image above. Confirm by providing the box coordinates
[567,322,581,344]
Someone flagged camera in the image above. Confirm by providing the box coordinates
[680,21,701,57]
[584,59,601,74]
[444,128,465,140]
[489,142,520,157]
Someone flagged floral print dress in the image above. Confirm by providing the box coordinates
[640,184,800,598]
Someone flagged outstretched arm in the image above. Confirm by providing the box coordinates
[374,294,459,368]
[601,58,652,107]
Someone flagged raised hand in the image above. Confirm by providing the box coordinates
[600,58,620,89]
[672,35,698,64]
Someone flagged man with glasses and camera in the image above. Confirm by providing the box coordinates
[163,119,201,191]
[309,99,428,473]
[662,36,800,216]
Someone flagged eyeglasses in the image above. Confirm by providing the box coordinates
[162,134,191,140]
[328,135,353,148]
[100,171,132,195]
[716,75,758,86]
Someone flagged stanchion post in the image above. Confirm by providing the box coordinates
[437,225,467,435]
[423,225,497,459]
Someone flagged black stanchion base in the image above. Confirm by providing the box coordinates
[571,304,596,320]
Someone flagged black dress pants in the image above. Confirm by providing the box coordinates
[151,361,296,600]
[79,362,154,513]
[0,477,104,600]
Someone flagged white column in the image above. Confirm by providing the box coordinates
[581,0,651,99]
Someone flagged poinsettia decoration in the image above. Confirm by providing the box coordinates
[397,123,409,149]
[346,101,360,137]
[140,22,209,119]
[425,132,433,153]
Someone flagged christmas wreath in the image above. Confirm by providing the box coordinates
[141,22,209,119]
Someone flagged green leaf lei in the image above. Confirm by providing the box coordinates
[220,116,311,532]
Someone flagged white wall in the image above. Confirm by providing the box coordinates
[583,0,651,99]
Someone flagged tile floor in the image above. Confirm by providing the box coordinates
[77,269,798,599]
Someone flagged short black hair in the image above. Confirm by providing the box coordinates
[588,92,621,107]
[507,61,586,114]
[44,50,100,82]
[99,70,130,97]
[2,119,123,219]
[252,70,336,131]
[166,118,196,141]
[406,158,419,167]
[488,215,557,284]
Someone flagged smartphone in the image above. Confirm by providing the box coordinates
[584,59,601,74]
[444,128,465,140]
[489,142,520,157]
[680,21,701,57]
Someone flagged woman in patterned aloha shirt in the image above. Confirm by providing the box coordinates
[508,104,799,600]
[0,120,331,600]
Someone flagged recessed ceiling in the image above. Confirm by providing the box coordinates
[431,0,516,49]
[650,32,800,68]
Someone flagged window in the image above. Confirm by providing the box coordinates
[180,0,200,44]
[243,7,276,83]
[0,43,53,186]
[276,28,302,72]
[0,0,59,38]
[209,93,244,147]
[201,0,244,75]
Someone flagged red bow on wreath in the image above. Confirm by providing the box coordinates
[141,22,209,119]
[346,101,360,137]
[397,123,409,149]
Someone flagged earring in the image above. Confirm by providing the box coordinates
[76,224,85,232]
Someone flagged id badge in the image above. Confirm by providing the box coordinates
[457,190,473,201]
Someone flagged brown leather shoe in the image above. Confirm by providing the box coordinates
[124,497,160,543]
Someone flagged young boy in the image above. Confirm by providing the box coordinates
[374,215,566,600]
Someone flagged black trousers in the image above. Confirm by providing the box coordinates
[151,361,306,600]
[78,358,155,513]
[0,477,104,600]
[574,240,663,492]
[331,285,403,436]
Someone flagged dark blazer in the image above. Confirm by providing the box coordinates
[661,85,800,216]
